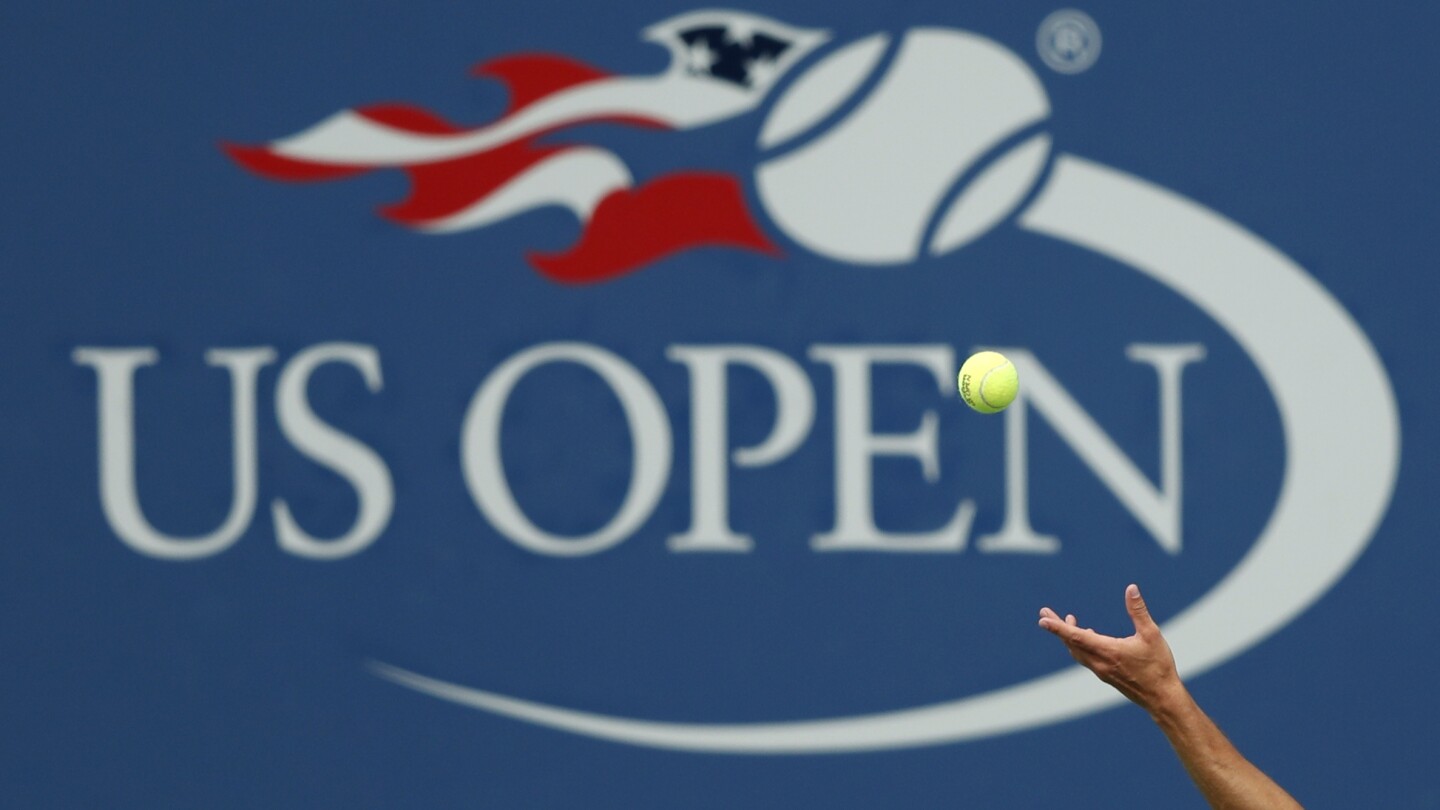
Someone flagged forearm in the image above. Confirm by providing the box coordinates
[1146,684,1304,810]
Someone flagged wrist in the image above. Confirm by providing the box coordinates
[1141,676,1193,722]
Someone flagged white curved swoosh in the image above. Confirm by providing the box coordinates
[371,154,1400,753]
[1022,156,1397,684]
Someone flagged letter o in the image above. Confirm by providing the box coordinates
[461,343,672,556]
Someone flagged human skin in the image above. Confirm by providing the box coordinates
[1038,585,1304,810]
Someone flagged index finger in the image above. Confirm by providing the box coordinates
[1041,618,1113,653]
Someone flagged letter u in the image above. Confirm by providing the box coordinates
[73,347,275,560]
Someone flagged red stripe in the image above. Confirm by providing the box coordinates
[529,172,780,284]
[378,138,566,225]
[221,142,370,182]
[355,104,463,134]
[472,53,613,115]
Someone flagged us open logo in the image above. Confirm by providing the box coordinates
[77,9,1397,753]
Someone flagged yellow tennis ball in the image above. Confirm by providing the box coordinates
[957,351,1018,414]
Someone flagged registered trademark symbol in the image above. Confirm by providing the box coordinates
[1037,9,1101,74]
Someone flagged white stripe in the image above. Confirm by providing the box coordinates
[272,75,754,165]
[413,147,631,234]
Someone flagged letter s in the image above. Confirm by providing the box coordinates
[272,343,393,560]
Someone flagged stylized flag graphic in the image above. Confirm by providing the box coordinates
[225,11,828,283]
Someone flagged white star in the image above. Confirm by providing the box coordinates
[745,55,781,88]
[684,40,719,75]
[725,18,760,48]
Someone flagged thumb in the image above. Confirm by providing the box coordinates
[1126,583,1158,634]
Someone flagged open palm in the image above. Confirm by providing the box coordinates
[1038,584,1181,711]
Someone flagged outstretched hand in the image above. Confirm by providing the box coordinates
[1038,584,1182,713]
[1040,585,1307,808]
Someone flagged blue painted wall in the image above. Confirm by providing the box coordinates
[1,2,1434,806]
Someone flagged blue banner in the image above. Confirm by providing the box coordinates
[2,2,1434,807]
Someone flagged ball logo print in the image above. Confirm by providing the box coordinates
[215,9,1401,754]
[755,28,1050,263]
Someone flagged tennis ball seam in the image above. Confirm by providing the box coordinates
[976,361,1012,410]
